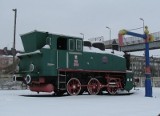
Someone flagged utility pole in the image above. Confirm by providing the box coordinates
[106,26,111,48]
[80,33,84,39]
[12,8,17,63]
[140,18,144,33]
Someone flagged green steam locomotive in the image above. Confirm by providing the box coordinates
[13,30,133,96]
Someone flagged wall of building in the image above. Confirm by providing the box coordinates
[130,55,160,87]
[0,56,13,68]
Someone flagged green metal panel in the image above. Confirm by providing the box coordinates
[21,31,48,52]
[68,52,83,69]
[68,51,126,71]
[57,50,67,69]
[18,53,42,77]
[124,72,134,91]
[49,35,58,50]
[18,48,58,77]
[40,49,57,76]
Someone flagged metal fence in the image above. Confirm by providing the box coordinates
[134,77,160,87]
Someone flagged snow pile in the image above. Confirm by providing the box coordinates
[83,46,124,58]
[16,50,41,57]
[42,45,50,49]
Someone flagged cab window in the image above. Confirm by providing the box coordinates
[57,37,67,50]
[76,40,82,51]
[69,39,75,51]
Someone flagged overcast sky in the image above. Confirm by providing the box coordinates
[1,0,160,56]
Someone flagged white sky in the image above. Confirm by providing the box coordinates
[1,0,160,56]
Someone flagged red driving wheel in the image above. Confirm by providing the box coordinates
[87,78,101,95]
[67,78,81,96]
[107,80,118,95]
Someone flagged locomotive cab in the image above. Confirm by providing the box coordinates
[56,35,83,70]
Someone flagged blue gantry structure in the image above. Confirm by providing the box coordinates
[118,26,153,97]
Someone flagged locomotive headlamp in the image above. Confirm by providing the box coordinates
[25,74,31,84]
[29,64,34,72]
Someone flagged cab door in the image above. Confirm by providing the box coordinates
[57,37,68,69]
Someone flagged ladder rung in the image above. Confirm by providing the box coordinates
[58,71,67,90]
[59,74,66,76]
[59,82,66,83]
[60,88,66,90]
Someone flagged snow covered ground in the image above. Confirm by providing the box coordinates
[0,87,159,116]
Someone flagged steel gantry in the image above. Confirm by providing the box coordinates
[118,26,153,97]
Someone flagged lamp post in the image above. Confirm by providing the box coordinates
[12,8,17,63]
[158,60,160,77]
[140,18,144,33]
[106,26,111,48]
[80,33,84,39]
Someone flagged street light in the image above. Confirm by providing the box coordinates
[106,26,111,48]
[139,18,144,33]
[12,8,17,63]
[80,33,84,39]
